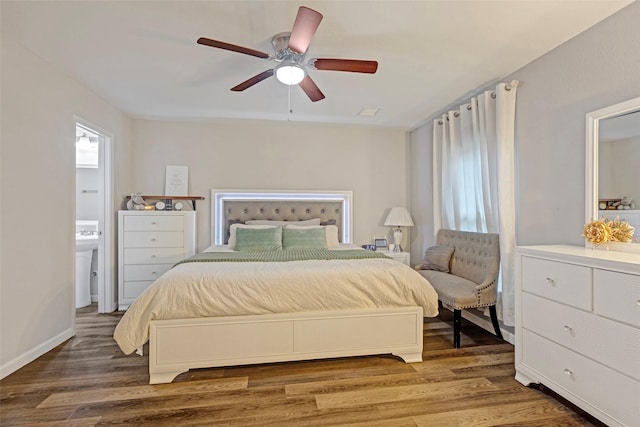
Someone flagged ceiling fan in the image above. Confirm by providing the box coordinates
[197,6,378,102]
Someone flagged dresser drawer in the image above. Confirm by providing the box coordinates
[521,256,591,310]
[123,248,186,265]
[124,215,184,231]
[123,231,184,248]
[523,293,640,381]
[122,281,155,300]
[594,269,640,328]
[124,264,173,282]
[523,330,640,427]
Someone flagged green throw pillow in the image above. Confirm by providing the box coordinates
[282,227,328,250]
[235,227,283,251]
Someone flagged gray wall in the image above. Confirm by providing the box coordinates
[409,2,640,259]
[130,119,409,250]
[0,37,133,377]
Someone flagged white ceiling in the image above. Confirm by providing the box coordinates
[1,0,633,129]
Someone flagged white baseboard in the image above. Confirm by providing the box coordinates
[0,328,74,380]
[461,309,515,345]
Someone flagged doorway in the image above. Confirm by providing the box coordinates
[74,117,115,313]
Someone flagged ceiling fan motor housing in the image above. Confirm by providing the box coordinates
[271,32,305,64]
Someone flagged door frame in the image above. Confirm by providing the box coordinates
[74,116,116,313]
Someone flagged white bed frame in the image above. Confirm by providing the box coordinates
[149,307,423,384]
[145,190,424,384]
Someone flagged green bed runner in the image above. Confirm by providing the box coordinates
[175,249,390,266]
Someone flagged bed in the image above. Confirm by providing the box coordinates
[113,190,439,384]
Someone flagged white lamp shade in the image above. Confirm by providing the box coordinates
[384,207,414,227]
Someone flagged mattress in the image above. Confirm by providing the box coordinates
[113,246,439,355]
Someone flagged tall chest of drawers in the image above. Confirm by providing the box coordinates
[515,245,640,427]
[118,211,196,310]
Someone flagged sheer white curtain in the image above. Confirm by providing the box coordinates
[432,81,518,326]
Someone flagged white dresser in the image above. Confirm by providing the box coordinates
[118,211,196,310]
[515,245,640,427]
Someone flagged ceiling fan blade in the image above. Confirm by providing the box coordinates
[197,37,270,59]
[298,75,325,102]
[288,6,323,54]
[311,59,378,74]
[231,70,274,92]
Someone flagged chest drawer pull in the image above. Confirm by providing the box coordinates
[563,324,573,332]
[563,368,573,376]
[637,299,640,306]
[545,277,555,285]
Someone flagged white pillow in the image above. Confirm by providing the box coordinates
[228,224,279,250]
[284,224,340,248]
[245,218,321,227]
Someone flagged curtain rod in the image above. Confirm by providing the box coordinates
[435,80,519,125]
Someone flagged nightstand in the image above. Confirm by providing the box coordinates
[380,251,410,266]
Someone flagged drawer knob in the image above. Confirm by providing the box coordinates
[152,271,157,275]
[545,277,555,285]
[151,238,157,241]
[637,299,640,306]
[151,221,157,225]
[563,368,573,376]
[563,324,573,333]
[151,254,156,258]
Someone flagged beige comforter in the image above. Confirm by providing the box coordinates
[114,257,439,355]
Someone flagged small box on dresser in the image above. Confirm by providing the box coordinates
[515,245,640,427]
[118,210,196,310]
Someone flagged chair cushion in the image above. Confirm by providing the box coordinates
[418,270,483,309]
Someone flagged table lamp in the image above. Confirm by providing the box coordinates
[384,207,414,252]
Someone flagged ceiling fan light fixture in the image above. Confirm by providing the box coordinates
[275,64,305,85]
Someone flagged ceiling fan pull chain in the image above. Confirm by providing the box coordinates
[288,85,294,116]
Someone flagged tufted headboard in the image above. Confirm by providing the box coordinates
[210,190,353,245]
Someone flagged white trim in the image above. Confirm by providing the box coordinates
[461,310,514,345]
[74,116,116,313]
[585,96,640,253]
[0,328,73,379]
[210,189,353,245]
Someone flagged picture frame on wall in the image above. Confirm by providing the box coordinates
[165,165,188,196]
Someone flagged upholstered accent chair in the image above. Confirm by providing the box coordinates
[415,229,502,348]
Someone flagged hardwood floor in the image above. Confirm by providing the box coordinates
[1,305,605,426]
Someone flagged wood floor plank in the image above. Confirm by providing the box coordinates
[7,417,102,427]
[285,370,456,397]
[315,377,499,410]
[415,352,514,371]
[373,385,539,420]
[37,377,248,408]
[333,416,418,427]
[0,305,606,427]
[412,400,584,426]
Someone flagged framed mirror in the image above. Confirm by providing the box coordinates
[586,96,640,253]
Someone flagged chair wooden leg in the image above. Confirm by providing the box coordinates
[489,305,503,340]
[453,309,462,348]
